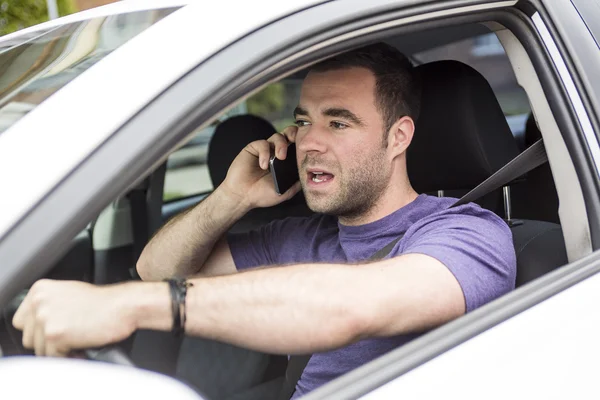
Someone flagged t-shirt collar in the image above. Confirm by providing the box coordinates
[337,193,428,241]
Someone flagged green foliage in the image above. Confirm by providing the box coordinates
[247,83,285,119]
[163,192,185,202]
[0,0,77,36]
[273,118,296,132]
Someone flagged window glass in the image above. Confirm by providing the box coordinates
[0,8,178,135]
[247,79,303,132]
[163,103,248,202]
[413,32,531,140]
[163,80,304,202]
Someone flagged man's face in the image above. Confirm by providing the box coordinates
[295,67,392,219]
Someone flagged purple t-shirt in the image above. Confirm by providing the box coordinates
[228,194,516,398]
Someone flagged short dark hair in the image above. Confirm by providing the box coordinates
[309,43,421,136]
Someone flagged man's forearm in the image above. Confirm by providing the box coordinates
[136,187,250,281]
[131,263,369,354]
[130,254,464,355]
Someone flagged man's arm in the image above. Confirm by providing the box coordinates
[13,254,465,356]
[139,254,465,354]
[136,127,301,281]
[136,187,248,281]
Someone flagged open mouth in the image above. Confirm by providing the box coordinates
[308,171,335,184]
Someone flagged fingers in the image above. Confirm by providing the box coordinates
[12,291,30,331]
[280,125,298,143]
[21,316,34,350]
[270,126,299,161]
[247,140,271,170]
[34,324,45,356]
[45,341,68,358]
[245,126,298,171]
[281,181,302,200]
[269,132,289,160]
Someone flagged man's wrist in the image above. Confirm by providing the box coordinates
[126,281,172,332]
[212,185,253,216]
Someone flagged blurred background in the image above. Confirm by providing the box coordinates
[0,0,118,36]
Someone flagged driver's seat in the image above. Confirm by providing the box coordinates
[410,60,568,287]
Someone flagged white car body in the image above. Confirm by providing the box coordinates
[1,0,599,399]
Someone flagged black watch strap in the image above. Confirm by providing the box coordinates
[165,278,193,337]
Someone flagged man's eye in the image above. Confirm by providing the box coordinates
[296,120,310,127]
[330,121,348,129]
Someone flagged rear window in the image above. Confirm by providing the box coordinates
[0,8,178,135]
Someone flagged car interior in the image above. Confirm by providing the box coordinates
[0,14,575,400]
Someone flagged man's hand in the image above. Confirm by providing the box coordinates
[12,280,138,357]
[220,125,302,209]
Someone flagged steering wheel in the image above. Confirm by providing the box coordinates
[84,346,136,367]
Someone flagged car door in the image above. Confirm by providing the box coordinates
[0,0,599,398]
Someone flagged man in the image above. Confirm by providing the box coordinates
[13,44,516,398]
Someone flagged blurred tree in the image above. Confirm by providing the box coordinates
[0,0,77,36]
[247,83,285,119]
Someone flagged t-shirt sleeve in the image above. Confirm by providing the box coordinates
[227,218,299,271]
[399,205,517,312]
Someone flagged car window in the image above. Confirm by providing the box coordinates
[163,103,249,202]
[247,79,304,132]
[163,80,303,202]
[413,32,531,141]
[0,8,178,135]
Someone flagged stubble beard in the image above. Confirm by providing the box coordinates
[301,147,390,220]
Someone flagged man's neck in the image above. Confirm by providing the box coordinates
[338,185,420,227]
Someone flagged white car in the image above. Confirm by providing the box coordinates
[0,0,599,399]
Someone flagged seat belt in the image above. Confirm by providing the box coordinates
[452,138,547,207]
[277,235,404,400]
[278,139,549,400]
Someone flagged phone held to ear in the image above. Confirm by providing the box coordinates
[269,143,299,195]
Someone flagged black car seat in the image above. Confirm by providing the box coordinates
[208,114,311,234]
[511,113,560,224]
[208,114,278,187]
[411,60,568,287]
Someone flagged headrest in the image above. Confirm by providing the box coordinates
[208,114,277,187]
[407,60,520,193]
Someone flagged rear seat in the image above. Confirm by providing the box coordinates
[411,60,568,287]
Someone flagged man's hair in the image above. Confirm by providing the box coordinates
[309,43,421,137]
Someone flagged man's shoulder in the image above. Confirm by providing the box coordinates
[408,195,511,238]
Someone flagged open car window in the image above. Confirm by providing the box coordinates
[163,80,304,202]
[0,8,178,136]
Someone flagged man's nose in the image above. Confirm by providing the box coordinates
[297,126,327,155]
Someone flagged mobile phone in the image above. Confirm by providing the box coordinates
[269,143,299,195]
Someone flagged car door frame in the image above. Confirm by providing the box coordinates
[0,0,599,397]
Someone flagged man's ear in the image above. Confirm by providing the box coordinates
[387,116,415,157]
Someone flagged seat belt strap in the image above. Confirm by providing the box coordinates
[452,138,547,208]
[278,234,404,400]
[368,236,404,260]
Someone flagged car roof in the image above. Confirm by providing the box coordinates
[0,0,192,48]
[0,0,327,239]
